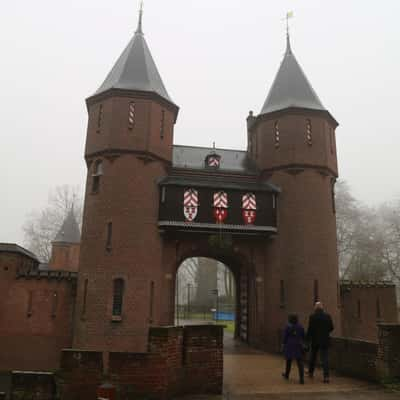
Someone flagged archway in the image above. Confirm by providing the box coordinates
[175,257,237,336]
[170,239,254,343]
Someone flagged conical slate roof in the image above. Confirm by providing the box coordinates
[95,11,172,103]
[54,208,80,244]
[260,36,325,115]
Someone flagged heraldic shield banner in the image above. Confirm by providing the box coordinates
[184,189,198,222]
[242,193,256,224]
[213,191,228,223]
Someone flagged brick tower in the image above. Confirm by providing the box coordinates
[248,33,341,332]
[73,9,179,352]
[49,207,80,272]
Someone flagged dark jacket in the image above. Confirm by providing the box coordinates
[283,323,305,360]
[306,309,334,348]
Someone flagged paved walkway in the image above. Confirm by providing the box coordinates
[177,333,399,400]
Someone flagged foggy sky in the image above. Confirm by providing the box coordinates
[1,0,400,244]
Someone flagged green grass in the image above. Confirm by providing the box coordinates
[381,377,400,392]
[217,320,235,333]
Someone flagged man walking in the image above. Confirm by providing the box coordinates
[306,302,334,383]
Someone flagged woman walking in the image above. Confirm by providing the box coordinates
[282,314,305,384]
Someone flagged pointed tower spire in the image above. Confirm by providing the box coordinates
[286,11,292,55]
[260,23,325,116]
[54,207,81,244]
[94,3,174,104]
[136,1,144,34]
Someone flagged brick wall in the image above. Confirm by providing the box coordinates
[341,282,398,341]
[330,337,378,381]
[10,372,55,400]
[330,323,400,382]
[0,252,76,372]
[58,325,223,400]
[49,243,80,272]
[376,323,400,379]
[182,325,223,395]
[57,350,104,400]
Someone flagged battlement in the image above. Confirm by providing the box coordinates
[16,269,77,281]
[340,280,395,288]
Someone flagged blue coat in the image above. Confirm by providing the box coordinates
[283,323,305,360]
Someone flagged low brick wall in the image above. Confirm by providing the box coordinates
[376,323,400,380]
[57,350,103,399]
[330,323,400,382]
[10,371,55,400]
[330,337,378,381]
[57,325,223,400]
[182,325,223,395]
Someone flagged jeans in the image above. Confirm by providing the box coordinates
[285,358,304,382]
[308,346,329,378]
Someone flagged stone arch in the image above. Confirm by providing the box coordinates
[171,238,257,342]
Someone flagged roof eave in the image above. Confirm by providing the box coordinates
[86,88,179,122]
[253,107,339,130]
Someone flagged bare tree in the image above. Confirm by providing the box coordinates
[380,201,400,282]
[23,185,83,262]
[335,181,364,276]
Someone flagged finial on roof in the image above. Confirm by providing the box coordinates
[285,11,294,54]
[136,1,144,34]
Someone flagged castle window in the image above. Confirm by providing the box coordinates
[27,291,33,317]
[376,298,381,319]
[51,291,58,318]
[161,187,166,203]
[329,128,334,154]
[280,280,285,307]
[82,279,88,318]
[92,160,103,194]
[149,281,155,323]
[128,102,136,130]
[97,104,103,133]
[313,280,319,304]
[357,299,361,319]
[274,121,280,148]
[106,222,112,251]
[112,278,124,318]
[306,119,312,145]
[331,178,336,214]
[160,109,165,139]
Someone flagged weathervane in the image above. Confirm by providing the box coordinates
[284,11,294,52]
[136,0,144,33]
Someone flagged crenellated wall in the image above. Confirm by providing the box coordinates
[0,250,76,372]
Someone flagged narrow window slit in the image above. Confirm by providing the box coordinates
[112,278,124,318]
[106,222,112,251]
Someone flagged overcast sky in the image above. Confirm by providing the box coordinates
[1,0,400,244]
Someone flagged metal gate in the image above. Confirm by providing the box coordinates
[239,269,249,342]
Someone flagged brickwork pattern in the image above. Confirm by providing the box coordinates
[59,325,223,400]
[340,283,398,341]
[330,324,400,382]
[0,252,76,372]
[376,323,400,379]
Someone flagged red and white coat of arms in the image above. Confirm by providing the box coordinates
[242,193,256,224]
[184,189,199,222]
[213,191,228,223]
